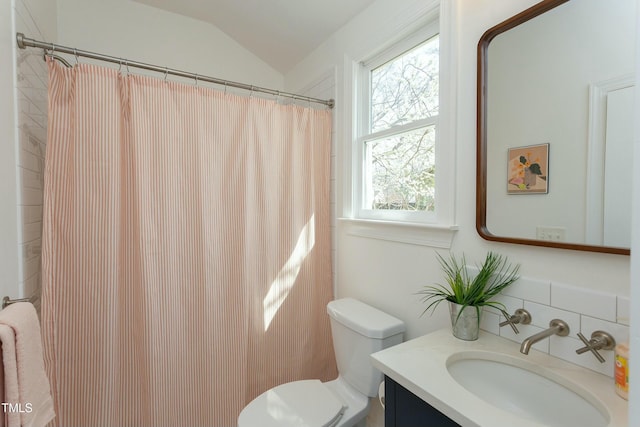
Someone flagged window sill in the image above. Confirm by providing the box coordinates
[338,218,458,248]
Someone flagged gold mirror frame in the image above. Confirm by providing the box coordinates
[476,0,630,255]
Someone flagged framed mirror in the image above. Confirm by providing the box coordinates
[476,0,635,255]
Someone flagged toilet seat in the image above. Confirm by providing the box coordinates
[237,379,346,427]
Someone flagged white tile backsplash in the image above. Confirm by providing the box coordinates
[580,316,630,344]
[551,282,617,322]
[480,276,629,378]
[548,334,613,377]
[523,301,580,333]
[479,310,500,335]
[500,323,549,353]
[483,293,523,316]
[501,276,551,304]
[616,296,630,326]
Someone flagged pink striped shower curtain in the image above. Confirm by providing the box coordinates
[41,59,336,427]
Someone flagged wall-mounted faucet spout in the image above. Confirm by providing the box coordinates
[520,319,570,355]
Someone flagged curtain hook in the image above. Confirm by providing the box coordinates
[164,67,168,82]
[224,81,228,95]
[194,74,199,86]
[73,48,79,65]
[44,43,56,62]
[48,44,56,64]
[249,85,254,98]
[118,59,122,73]
[276,90,281,104]
[125,60,130,74]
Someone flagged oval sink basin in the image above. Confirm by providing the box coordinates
[447,352,609,427]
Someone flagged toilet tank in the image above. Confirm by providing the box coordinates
[327,298,405,397]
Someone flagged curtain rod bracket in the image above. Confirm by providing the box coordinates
[16,32,26,49]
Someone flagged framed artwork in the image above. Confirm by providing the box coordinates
[507,143,549,194]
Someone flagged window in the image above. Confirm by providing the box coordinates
[344,4,457,247]
[356,24,446,224]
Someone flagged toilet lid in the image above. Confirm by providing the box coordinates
[237,380,345,427]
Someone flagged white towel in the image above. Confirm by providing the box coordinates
[0,325,20,427]
[0,302,55,427]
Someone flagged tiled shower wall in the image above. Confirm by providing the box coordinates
[13,0,55,301]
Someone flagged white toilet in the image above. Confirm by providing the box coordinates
[237,298,405,427]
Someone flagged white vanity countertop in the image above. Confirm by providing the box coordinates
[371,328,628,427]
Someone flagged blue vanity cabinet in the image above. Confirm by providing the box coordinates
[384,376,461,427]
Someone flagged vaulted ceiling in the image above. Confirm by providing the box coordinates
[132,0,376,73]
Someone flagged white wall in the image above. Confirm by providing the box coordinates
[285,0,453,340]
[56,0,283,90]
[627,1,640,424]
[285,0,631,343]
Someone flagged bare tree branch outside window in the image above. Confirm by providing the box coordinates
[366,35,439,212]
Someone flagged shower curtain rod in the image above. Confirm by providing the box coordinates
[16,32,335,109]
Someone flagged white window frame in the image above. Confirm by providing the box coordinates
[357,24,440,223]
[344,2,457,247]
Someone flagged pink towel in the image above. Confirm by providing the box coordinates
[0,303,55,427]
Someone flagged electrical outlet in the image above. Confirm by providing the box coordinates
[536,226,566,242]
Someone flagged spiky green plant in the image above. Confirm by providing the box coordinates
[418,252,520,319]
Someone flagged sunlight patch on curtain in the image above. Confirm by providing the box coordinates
[263,215,316,331]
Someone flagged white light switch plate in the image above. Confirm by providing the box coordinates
[536,226,566,241]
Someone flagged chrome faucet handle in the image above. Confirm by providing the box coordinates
[576,331,616,363]
[499,308,531,334]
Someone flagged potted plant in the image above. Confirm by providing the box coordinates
[418,251,520,340]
